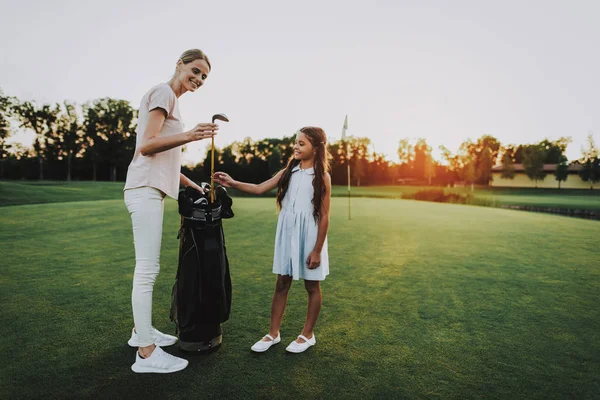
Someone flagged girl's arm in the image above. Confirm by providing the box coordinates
[180,173,204,193]
[139,109,218,156]
[307,173,332,269]
[213,170,284,195]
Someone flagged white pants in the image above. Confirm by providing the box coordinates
[124,186,165,347]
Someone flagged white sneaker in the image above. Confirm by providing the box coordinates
[286,334,316,353]
[251,333,281,353]
[128,327,178,347]
[131,346,189,374]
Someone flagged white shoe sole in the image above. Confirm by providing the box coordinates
[251,339,280,353]
[131,361,188,374]
[285,344,313,353]
[128,338,177,347]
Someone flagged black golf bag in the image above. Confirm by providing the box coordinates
[170,185,234,353]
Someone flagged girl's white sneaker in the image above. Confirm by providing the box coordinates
[128,327,177,347]
[131,346,188,374]
[251,333,281,352]
[285,334,316,353]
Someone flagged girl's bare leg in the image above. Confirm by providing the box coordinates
[298,280,321,343]
[264,275,293,341]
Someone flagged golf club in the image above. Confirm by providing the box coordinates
[210,113,229,203]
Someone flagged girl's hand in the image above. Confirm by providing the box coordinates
[306,250,321,269]
[213,172,235,188]
[187,123,219,142]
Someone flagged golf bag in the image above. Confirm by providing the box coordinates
[170,185,234,353]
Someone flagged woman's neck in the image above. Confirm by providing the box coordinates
[299,160,314,170]
[167,78,186,98]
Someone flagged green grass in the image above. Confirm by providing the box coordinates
[0,180,125,207]
[2,180,600,211]
[329,185,600,211]
[1,194,599,399]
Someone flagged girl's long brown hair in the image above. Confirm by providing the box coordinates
[276,127,331,222]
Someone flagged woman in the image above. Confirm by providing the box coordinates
[123,49,218,373]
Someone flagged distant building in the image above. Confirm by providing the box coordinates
[490,163,589,189]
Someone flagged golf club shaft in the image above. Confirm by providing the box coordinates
[210,136,215,203]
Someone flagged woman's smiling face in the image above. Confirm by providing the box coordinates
[176,58,210,93]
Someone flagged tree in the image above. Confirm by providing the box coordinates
[463,156,477,191]
[554,155,569,189]
[579,133,600,189]
[522,144,547,187]
[397,138,413,166]
[580,132,598,160]
[412,139,428,181]
[266,146,282,177]
[397,138,415,179]
[539,137,572,163]
[367,152,392,185]
[83,98,136,181]
[328,140,347,185]
[397,138,437,183]
[82,103,101,180]
[0,90,16,178]
[439,145,461,186]
[458,135,501,185]
[579,158,600,189]
[456,139,477,190]
[500,147,516,179]
[512,145,525,163]
[477,145,495,185]
[227,136,269,183]
[15,101,60,180]
[424,153,436,186]
[257,136,295,178]
[54,101,85,181]
[411,139,435,185]
[348,137,370,186]
[509,137,570,166]
[480,135,502,156]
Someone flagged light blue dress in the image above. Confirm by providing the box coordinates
[272,165,329,281]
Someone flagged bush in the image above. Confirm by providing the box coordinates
[402,189,472,204]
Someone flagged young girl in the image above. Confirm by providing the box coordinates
[213,126,331,353]
[123,49,219,373]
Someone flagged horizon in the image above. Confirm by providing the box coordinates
[2,0,598,165]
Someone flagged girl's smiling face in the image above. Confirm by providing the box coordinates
[293,132,315,161]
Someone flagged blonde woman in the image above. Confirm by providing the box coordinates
[124,49,219,373]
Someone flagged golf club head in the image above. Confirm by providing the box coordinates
[212,113,229,123]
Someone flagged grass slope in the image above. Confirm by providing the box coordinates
[2,180,599,211]
[1,197,598,399]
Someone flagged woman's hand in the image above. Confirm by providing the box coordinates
[187,123,219,142]
[188,182,205,194]
[213,172,236,188]
[306,250,321,269]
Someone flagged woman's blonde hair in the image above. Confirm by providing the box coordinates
[179,49,211,71]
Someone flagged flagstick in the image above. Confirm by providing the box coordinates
[347,162,351,220]
[342,114,351,220]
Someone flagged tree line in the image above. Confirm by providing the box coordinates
[1,88,599,188]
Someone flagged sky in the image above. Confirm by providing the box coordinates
[1,0,598,165]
